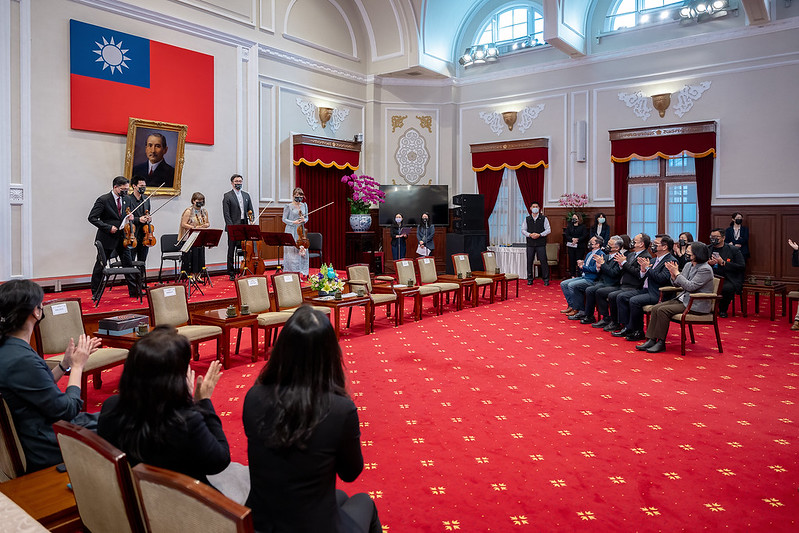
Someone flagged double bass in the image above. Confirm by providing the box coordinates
[242,210,266,275]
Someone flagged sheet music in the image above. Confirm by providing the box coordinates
[180,230,201,253]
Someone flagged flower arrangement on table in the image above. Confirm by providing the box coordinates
[341,174,386,214]
[309,263,345,295]
[558,193,589,221]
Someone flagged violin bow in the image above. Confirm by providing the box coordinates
[147,191,181,216]
[127,182,167,217]
[305,201,334,217]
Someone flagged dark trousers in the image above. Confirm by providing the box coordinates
[526,245,549,282]
[618,289,659,332]
[182,247,205,275]
[336,490,382,533]
[227,238,241,275]
[91,241,137,297]
[646,298,687,340]
[604,286,638,322]
[719,280,741,313]
[583,282,616,317]
[132,241,149,280]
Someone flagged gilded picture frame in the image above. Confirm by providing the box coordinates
[124,117,187,196]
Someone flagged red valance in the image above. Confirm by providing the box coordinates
[471,147,548,172]
[610,129,716,163]
[293,144,360,170]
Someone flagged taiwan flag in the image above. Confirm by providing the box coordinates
[69,19,214,145]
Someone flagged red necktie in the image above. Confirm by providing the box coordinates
[117,196,122,215]
[148,168,153,176]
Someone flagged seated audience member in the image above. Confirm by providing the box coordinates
[672,232,694,270]
[636,241,714,353]
[243,306,382,533]
[613,234,676,341]
[598,233,651,332]
[708,228,745,318]
[579,235,628,325]
[725,212,750,261]
[98,326,231,487]
[790,239,799,331]
[0,279,101,472]
[561,236,605,318]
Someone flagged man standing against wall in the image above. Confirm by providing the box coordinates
[522,202,550,286]
[222,174,254,281]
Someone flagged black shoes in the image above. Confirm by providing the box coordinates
[229,275,236,281]
[646,340,666,353]
[603,321,620,332]
[544,281,550,286]
[625,330,645,342]
[719,312,728,318]
[581,316,596,325]
[568,311,586,321]
[527,280,533,286]
[593,317,609,328]
[611,327,629,337]
[636,338,657,351]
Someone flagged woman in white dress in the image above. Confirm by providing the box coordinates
[282,187,309,276]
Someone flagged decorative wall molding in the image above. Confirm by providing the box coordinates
[674,81,712,118]
[391,115,407,133]
[293,134,362,151]
[329,108,349,134]
[618,91,652,121]
[173,0,257,27]
[296,97,321,130]
[395,128,429,185]
[609,120,716,141]
[258,44,366,83]
[9,185,23,205]
[417,115,432,133]
[478,111,505,136]
[470,138,549,153]
[517,104,545,133]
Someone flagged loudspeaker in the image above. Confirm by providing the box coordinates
[576,120,587,163]
[452,194,484,234]
[445,232,487,274]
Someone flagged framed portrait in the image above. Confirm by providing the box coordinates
[124,118,187,197]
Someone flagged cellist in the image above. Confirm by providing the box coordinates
[129,176,153,276]
[282,187,309,277]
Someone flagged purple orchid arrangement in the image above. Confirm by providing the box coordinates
[341,174,386,214]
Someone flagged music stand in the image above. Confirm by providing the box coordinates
[228,224,262,277]
[177,229,223,297]
[261,232,298,269]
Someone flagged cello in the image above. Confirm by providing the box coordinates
[242,210,267,275]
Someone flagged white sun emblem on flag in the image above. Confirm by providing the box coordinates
[93,36,130,74]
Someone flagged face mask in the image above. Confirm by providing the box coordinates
[734,218,742,224]
[195,201,204,208]
[137,186,146,194]
[603,246,611,254]
[422,218,429,225]
[234,183,243,191]
[294,197,303,203]
[710,237,720,246]
[396,218,402,224]
[598,217,605,224]
[118,189,128,197]
[531,208,539,215]
[651,244,659,253]
[679,239,686,247]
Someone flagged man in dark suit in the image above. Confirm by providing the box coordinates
[578,235,625,325]
[613,234,676,341]
[132,133,175,188]
[222,174,254,280]
[88,176,138,297]
[599,233,651,332]
[709,227,746,317]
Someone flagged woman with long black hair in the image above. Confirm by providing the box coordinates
[98,326,230,486]
[0,279,100,472]
[244,306,381,533]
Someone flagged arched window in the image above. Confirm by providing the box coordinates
[605,0,684,31]
[473,4,544,49]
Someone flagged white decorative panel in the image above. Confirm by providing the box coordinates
[395,128,429,185]
[618,91,652,121]
[674,81,712,118]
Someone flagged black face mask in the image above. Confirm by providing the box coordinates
[118,189,128,197]
[422,218,429,226]
[603,246,611,254]
[710,237,720,246]
[137,186,146,194]
[195,202,204,208]
[734,218,742,224]
[294,197,303,203]
[572,219,579,225]
[650,244,659,253]
[678,239,687,247]
[234,183,243,191]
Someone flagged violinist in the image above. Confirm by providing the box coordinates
[222,174,254,281]
[129,176,153,270]
[282,187,309,277]
[88,176,138,298]
[179,192,211,281]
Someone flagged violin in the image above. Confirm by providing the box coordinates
[242,209,267,275]
[142,209,157,247]
[295,210,310,249]
[122,207,137,249]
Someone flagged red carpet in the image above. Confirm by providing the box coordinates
[65,282,798,531]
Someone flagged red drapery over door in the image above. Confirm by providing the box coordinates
[292,144,360,171]
[514,166,545,211]
[475,169,504,234]
[471,147,548,172]
[609,123,715,240]
[295,164,350,269]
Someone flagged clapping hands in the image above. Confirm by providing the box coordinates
[187,360,223,401]
[789,239,798,251]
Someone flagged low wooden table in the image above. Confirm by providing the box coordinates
[437,275,478,309]
[305,294,373,338]
[391,285,422,322]
[742,282,787,321]
[0,466,81,532]
[190,308,260,368]
[94,329,148,351]
[472,271,507,302]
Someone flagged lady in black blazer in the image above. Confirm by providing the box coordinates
[244,306,381,533]
[725,212,750,261]
[590,213,611,246]
[390,213,407,259]
[565,213,589,278]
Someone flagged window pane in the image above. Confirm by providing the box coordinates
[476,22,493,45]
[628,183,658,239]
[666,155,696,176]
[629,158,659,177]
[665,182,697,240]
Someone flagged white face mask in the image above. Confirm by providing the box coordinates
[531,208,539,215]
[598,217,605,224]
[396,218,402,224]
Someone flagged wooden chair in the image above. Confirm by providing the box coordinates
[346,264,399,329]
[269,272,331,315]
[0,392,25,481]
[533,242,561,279]
[147,284,222,362]
[669,277,724,356]
[395,259,441,318]
[787,290,799,324]
[234,275,295,357]
[416,257,462,310]
[451,254,497,304]
[33,298,129,408]
[643,286,681,328]
[482,251,519,298]
[132,464,253,533]
[53,421,145,533]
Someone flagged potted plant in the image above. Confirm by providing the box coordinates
[309,263,345,296]
[558,193,589,221]
[341,174,386,231]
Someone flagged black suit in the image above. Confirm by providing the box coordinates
[597,250,650,321]
[711,243,746,313]
[132,160,175,188]
[222,189,254,275]
[617,252,676,332]
[87,192,137,296]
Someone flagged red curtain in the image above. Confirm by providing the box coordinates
[613,161,630,236]
[293,144,359,170]
[514,166,544,210]
[295,164,350,269]
[471,147,548,171]
[694,155,714,242]
[475,169,504,234]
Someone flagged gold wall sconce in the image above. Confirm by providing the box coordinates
[318,107,334,128]
[502,111,518,131]
[651,93,671,118]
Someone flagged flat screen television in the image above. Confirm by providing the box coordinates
[378,185,449,226]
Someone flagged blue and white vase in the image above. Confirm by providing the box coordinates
[349,214,372,232]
